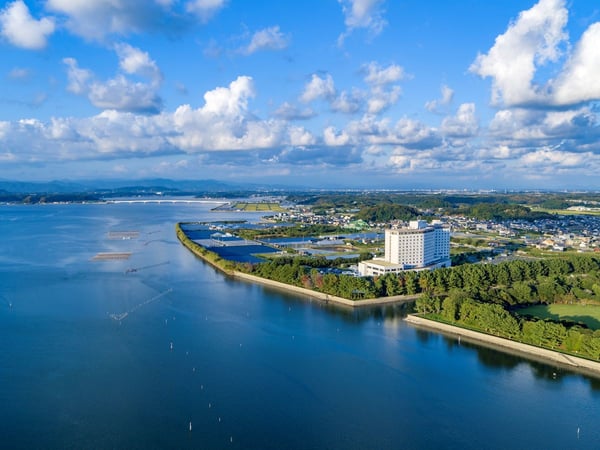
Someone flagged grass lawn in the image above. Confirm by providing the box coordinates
[518,304,600,330]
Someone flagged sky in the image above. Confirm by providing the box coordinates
[1,0,600,189]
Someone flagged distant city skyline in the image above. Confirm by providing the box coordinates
[1,0,599,189]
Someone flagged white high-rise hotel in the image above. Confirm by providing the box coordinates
[358,220,451,276]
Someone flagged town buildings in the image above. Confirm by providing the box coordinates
[358,220,451,276]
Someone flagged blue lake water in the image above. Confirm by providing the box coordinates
[1,202,599,449]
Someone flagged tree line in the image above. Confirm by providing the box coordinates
[413,256,600,360]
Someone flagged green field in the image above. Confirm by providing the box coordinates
[231,202,285,212]
[518,304,600,330]
[530,206,600,216]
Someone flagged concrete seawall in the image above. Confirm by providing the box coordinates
[404,314,600,377]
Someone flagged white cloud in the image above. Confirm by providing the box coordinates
[201,75,255,116]
[361,62,404,114]
[323,126,352,146]
[363,61,404,86]
[338,0,386,45]
[367,85,400,114]
[552,23,600,106]
[115,43,162,84]
[243,26,288,55]
[469,0,568,106]
[520,148,587,168]
[274,102,315,120]
[441,103,478,138]
[288,126,316,146]
[63,50,163,113]
[88,75,163,113]
[63,57,93,95]
[0,0,55,49]
[425,85,454,112]
[186,0,227,22]
[300,74,336,103]
[332,89,364,114]
[47,0,143,39]
[47,0,214,40]
[338,114,442,150]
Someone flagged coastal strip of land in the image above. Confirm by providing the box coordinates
[176,223,417,308]
[404,314,600,377]
[233,271,419,307]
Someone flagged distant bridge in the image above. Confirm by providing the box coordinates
[107,199,229,205]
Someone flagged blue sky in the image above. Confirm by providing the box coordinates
[1,0,599,189]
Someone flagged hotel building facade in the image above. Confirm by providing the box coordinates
[358,220,451,277]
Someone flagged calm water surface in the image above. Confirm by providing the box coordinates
[0,202,598,449]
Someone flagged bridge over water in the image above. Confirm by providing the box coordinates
[107,199,229,205]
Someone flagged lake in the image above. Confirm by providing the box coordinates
[0,201,598,449]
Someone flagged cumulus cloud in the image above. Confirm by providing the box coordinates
[552,23,600,106]
[115,43,162,84]
[300,74,336,103]
[323,126,352,146]
[367,85,400,114]
[185,0,227,23]
[469,0,568,106]
[425,85,454,113]
[0,76,318,167]
[46,0,222,40]
[88,76,163,114]
[274,102,316,120]
[63,57,93,95]
[338,0,387,45]
[363,61,404,86]
[242,26,289,55]
[0,0,55,49]
[361,62,405,114]
[335,114,442,150]
[170,76,315,152]
[63,45,164,113]
[332,89,364,114]
[441,103,478,138]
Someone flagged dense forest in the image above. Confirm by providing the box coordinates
[412,256,600,360]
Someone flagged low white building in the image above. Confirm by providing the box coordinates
[358,220,451,276]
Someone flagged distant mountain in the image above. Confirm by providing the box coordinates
[0,178,247,194]
[0,180,89,193]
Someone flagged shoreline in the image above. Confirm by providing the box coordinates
[232,271,419,308]
[176,224,418,308]
[404,314,600,378]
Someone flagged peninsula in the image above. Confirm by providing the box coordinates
[175,191,600,375]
